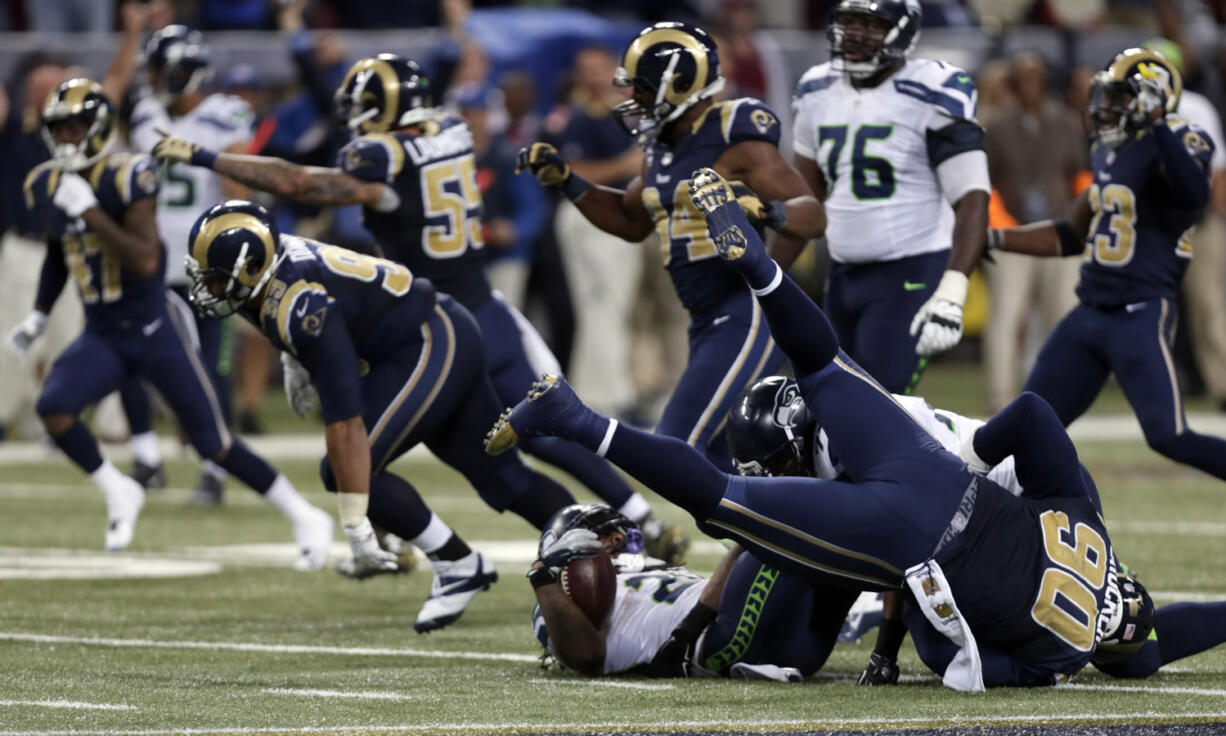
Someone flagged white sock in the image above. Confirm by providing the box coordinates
[129,432,161,466]
[264,475,317,523]
[618,493,652,524]
[202,459,227,481]
[412,513,454,555]
[90,459,130,496]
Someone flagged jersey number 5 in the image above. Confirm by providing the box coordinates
[1030,510,1109,652]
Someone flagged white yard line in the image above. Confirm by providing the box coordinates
[260,688,413,701]
[0,699,135,711]
[1064,683,1226,697]
[526,678,676,691]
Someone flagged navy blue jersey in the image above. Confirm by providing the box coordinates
[640,98,782,316]
[337,114,489,308]
[24,153,166,330]
[252,234,436,423]
[1077,119,1215,308]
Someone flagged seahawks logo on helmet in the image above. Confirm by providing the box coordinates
[40,78,115,172]
[727,376,817,478]
[612,22,725,140]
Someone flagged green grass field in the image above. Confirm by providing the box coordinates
[2,362,1226,735]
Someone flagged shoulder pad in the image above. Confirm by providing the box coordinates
[338,133,405,183]
[113,153,160,203]
[717,98,782,146]
[267,278,331,353]
[1170,119,1216,164]
[793,63,838,100]
[893,62,978,122]
[22,162,59,213]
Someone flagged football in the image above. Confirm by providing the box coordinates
[559,550,616,625]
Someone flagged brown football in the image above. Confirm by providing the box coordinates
[560,550,616,625]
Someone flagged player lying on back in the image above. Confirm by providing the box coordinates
[528,504,860,680]
[186,200,581,631]
[987,47,1226,482]
[487,167,1153,689]
[12,79,333,567]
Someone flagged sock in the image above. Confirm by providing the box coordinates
[119,380,153,435]
[709,197,779,290]
[264,474,317,524]
[425,532,472,562]
[873,616,908,659]
[202,459,227,482]
[603,423,727,523]
[1156,601,1226,665]
[505,472,576,530]
[367,472,433,541]
[90,458,130,496]
[129,431,161,467]
[53,420,104,473]
[216,440,274,493]
[618,493,653,524]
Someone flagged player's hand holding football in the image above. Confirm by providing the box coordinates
[538,528,600,571]
[342,516,398,577]
[153,127,218,168]
[7,311,48,362]
[51,172,98,218]
[280,352,319,418]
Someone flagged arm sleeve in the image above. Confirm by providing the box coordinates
[935,148,991,204]
[34,238,68,312]
[290,298,364,424]
[1154,122,1213,208]
[337,135,401,184]
[972,392,1087,502]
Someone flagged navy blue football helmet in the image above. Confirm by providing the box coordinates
[40,78,115,171]
[144,25,212,105]
[827,0,922,82]
[613,21,725,139]
[334,54,433,134]
[1093,571,1156,664]
[539,503,644,560]
[726,376,817,477]
[1089,47,1182,149]
[186,200,283,318]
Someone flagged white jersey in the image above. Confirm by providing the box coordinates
[791,59,984,264]
[532,568,708,674]
[814,395,1019,495]
[131,93,254,285]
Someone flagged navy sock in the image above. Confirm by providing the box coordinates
[52,420,104,473]
[119,379,153,435]
[603,423,726,522]
[367,472,433,540]
[1156,601,1226,665]
[218,439,277,493]
[520,436,633,507]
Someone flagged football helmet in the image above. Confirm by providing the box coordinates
[40,78,115,172]
[1089,47,1182,149]
[613,22,725,139]
[1093,571,1156,664]
[144,25,212,105]
[827,0,922,82]
[334,54,434,134]
[726,376,817,477]
[186,200,284,318]
[539,503,644,559]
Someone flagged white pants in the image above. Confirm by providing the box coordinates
[555,200,644,415]
[0,231,83,434]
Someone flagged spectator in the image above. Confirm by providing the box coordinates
[26,0,114,34]
[982,51,1088,413]
[553,45,645,418]
[717,0,770,100]
[501,71,542,149]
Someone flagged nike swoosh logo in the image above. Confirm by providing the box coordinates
[142,318,162,336]
[903,281,927,292]
[712,315,731,326]
[296,300,309,317]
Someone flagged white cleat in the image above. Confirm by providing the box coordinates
[103,475,145,552]
[413,552,498,633]
[292,507,335,572]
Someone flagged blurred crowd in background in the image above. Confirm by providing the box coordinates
[1,0,1225,443]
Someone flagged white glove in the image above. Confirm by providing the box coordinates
[538,527,601,570]
[343,517,398,577]
[51,172,99,218]
[909,270,968,357]
[1131,76,1167,128]
[8,311,48,362]
[280,352,319,418]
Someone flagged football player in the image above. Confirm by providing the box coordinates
[516,22,825,471]
[125,25,257,503]
[186,199,579,631]
[487,168,1142,688]
[11,80,333,569]
[150,54,688,565]
[528,504,859,680]
[987,48,1226,482]
[1091,580,1226,680]
[787,0,989,393]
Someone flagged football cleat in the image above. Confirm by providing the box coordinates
[485,375,583,455]
[130,460,166,492]
[292,507,335,572]
[414,553,498,633]
[103,475,145,552]
[641,519,690,566]
[187,472,224,506]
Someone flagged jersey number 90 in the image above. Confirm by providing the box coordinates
[1029,510,1109,653]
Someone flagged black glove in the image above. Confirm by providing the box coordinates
[643,602,717,678]
[857,651,900,685]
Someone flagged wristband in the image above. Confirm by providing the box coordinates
[932,270,969,306]
[985,228,1004,250]
[562,173,592,203]
[527,565,559,590]
[192,147,219,169]
[1053,219,1084,257]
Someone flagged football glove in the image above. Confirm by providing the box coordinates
[51,172,98,218]
[643,601,717,678]
[342,517,399,577]
[1129,75,1167,129]
[516,142,572,188]
[7,311,48,362]
[857,652,901,685]
[731,184,787,230]
[538,527,600,570]
[909,270,968,357]
[152,127,218,168]
[280,352,319,418]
